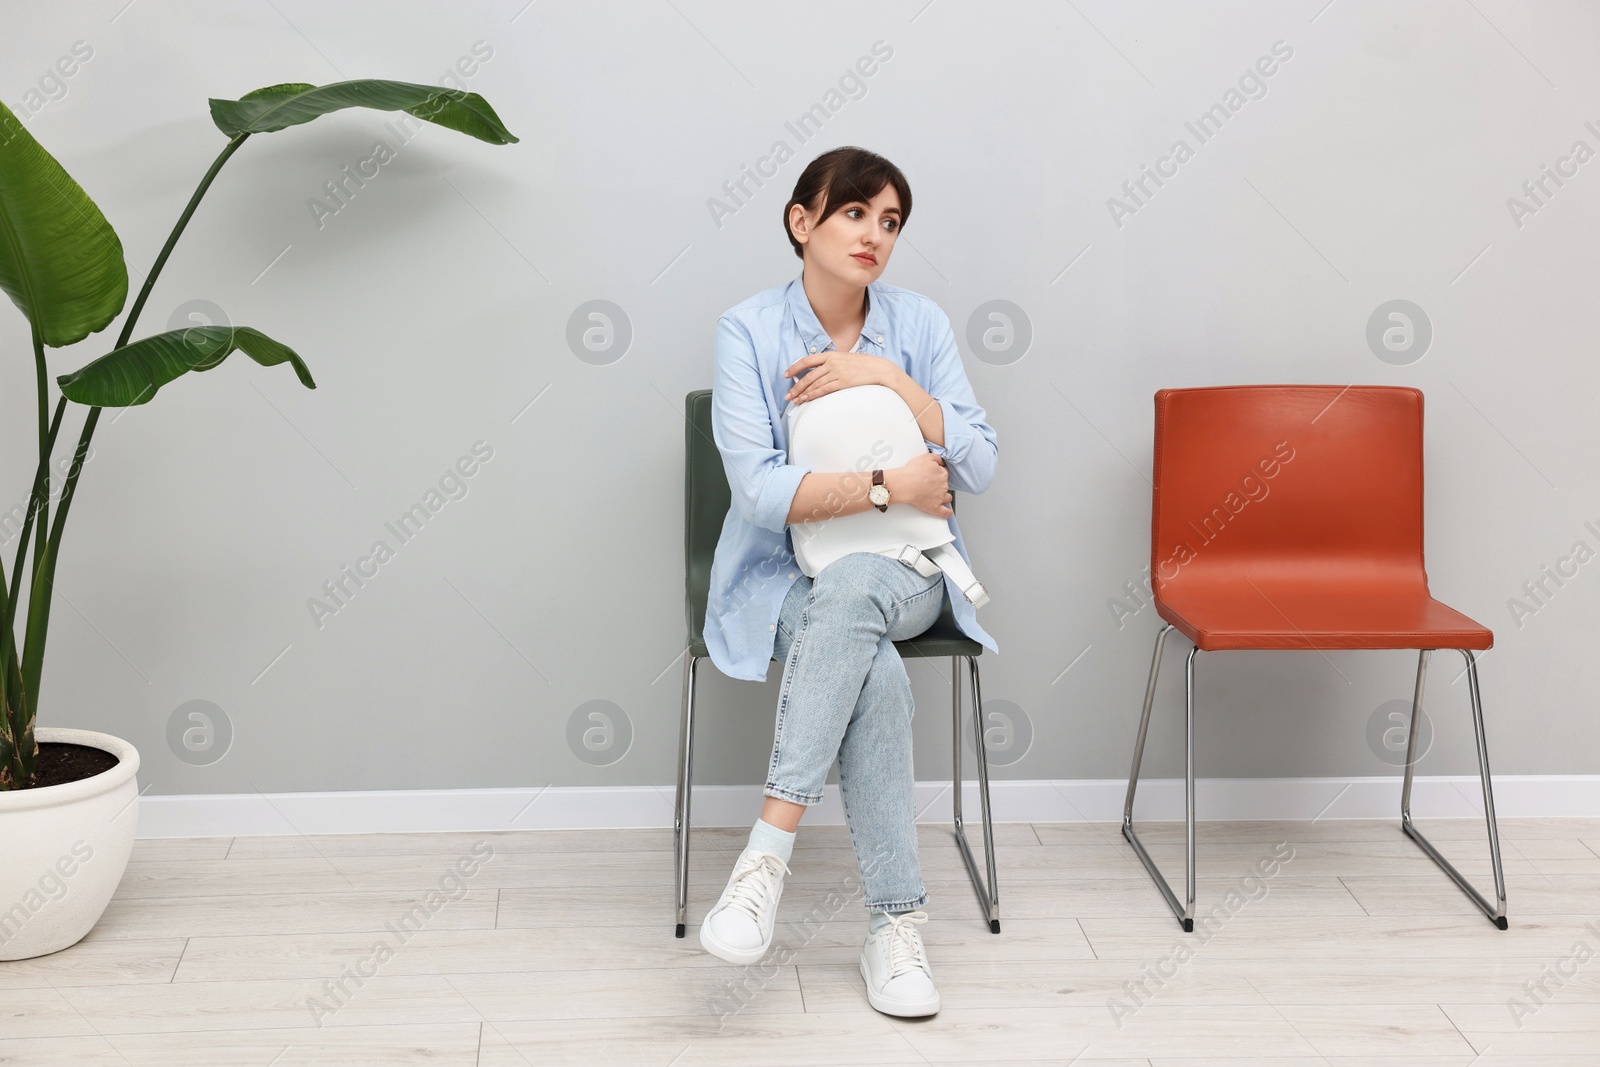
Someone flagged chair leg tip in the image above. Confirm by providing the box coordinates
[1182,918,1194,933]
[675,923,686,938]
[989,919,1001,934]
[1495,916,1509,930]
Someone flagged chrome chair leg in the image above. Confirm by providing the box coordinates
[1400,648,1509,929]
[951,654,1001,932]
[673,653,700,937]
[947,655,998,927]
[1122,623,1198,931]
[970,655,1002,931]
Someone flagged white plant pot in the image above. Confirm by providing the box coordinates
[0,727,139,960]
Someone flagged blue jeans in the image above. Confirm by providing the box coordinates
[767,551,946,913]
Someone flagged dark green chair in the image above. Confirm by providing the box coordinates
[675,388,1001,937]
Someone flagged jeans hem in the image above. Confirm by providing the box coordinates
[864,892,928,913]
[763,784,823,806]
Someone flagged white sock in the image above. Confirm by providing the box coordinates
[742,817,795,866]
[869,907,914,934]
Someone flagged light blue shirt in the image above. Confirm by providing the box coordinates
[705,271,1000,682]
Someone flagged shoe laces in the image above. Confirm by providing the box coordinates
[722,851,790,925]
[880,910,931,979]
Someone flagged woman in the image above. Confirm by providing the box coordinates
[702,146,999,1017]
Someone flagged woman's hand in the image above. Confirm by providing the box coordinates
[783,349,887,404]
[891,451,953,518]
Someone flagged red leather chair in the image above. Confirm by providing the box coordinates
[1122,385,1508,930]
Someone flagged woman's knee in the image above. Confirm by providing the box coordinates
[811,553,898,612]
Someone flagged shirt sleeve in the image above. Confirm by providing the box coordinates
[711,314,811,534]
[920,305,998,495]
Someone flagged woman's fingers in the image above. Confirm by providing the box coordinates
[788,371,829,402]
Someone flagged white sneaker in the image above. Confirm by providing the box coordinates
[698,850,791,965]
[859,910,940,1016]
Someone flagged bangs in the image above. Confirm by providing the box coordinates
[816,153,910,221]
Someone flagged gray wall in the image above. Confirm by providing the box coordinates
[3,0,1595,802]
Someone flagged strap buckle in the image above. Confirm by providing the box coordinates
[895,544,942,579]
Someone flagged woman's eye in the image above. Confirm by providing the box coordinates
[883,218,899,231]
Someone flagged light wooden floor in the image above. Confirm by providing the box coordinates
[4,817,1600,1065]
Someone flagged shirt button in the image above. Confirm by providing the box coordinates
[787,572,796,579]
[769,624,775,631]
[876,335,884,343]
[809,346,817,353]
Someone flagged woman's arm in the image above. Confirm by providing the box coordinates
[712,315,810,534]
[880,371,945,450]
[786,469,885,524]
[786,464,946,524]
[881,306,998,495]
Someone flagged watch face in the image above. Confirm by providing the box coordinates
[869,485,890,505]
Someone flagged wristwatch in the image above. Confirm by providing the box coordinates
[868,469,890,512]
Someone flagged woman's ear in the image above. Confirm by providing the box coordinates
[789,203,810,243]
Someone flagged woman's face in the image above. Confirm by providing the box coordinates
[793,184,901,285]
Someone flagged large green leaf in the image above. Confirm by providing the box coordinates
[209,80,519,144]
[57,325,315,406]
[0,100,128,347]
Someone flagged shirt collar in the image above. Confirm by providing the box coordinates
[784,271,890,353]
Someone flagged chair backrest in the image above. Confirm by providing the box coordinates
[1150,385,1427,594]
[684,388,957,645]
[685,390,728,645]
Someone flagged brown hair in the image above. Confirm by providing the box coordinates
[783,146,912,260]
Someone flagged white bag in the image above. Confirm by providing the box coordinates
[783,383,990,608]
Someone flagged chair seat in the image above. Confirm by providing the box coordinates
[1156,575,1492,652]
[892,598,985,659]
[689,586,985,665]
[768,595,983,661]
[687,611,981,663]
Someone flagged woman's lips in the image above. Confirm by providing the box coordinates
[852,254,876,265]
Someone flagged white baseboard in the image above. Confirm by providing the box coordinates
[133,775,1600,838]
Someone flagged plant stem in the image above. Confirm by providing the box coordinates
[3,399,64,650]
[115,134,249,349]
[16,133,252,734]
[0,324,55,786]
[0,396,62,786]
[27,325,49,645]
[0,557,15,787]
[32,320,48,530]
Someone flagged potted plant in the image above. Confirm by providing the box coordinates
[0,79,517,960]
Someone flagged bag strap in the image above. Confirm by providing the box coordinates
[895,543,991,609]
